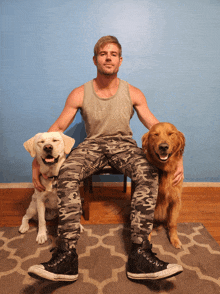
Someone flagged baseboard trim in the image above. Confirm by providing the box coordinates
[0,182,219,189]
[182,182,220,187]
[0,183,34,189]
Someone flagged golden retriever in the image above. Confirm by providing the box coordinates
[142,122,185,248]
[19,132,75,244]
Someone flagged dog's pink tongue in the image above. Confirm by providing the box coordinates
[45,158,55,163]
[160,155,168,161]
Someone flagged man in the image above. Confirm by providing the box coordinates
[28,36,184,282]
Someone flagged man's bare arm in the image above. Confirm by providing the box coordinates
[129,84,184,185]
[129,84,159,130]
[48,85,84,132]
[33,85,84,191]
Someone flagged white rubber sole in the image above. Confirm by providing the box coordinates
[127,264,183,280]
[28,265,78,282]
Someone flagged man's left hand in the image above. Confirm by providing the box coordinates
[173,157,184,186]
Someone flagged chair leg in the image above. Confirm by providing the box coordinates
[89,176,93,193]
[123,175,127,192]
[131,180,135,198]
[82,177,92,221]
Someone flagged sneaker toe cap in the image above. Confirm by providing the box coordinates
[28,264,45,276]
[167,263,183,273]
[28,264,45,271]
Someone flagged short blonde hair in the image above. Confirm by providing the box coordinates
[94,36,122,57]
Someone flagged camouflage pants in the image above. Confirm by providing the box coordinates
[57,136,158,248]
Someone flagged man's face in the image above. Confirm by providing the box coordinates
[93,43,123,76]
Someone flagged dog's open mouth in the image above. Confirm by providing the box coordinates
[42,155,59,165]
[155,152,172,162]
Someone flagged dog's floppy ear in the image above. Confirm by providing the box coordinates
[178,131,185,154]
[60,133,75,154]
[23,135,37,157]
[142,132,149,149]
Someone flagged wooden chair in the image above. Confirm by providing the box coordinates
[82,164,135,220]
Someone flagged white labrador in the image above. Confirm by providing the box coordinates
[19,132,75,244]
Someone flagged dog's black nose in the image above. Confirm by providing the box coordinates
[159,143,169,152]
[43,144,53,152]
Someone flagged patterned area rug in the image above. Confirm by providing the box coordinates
[0,223,220,294]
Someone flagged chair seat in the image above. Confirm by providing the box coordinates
[93,164,122,175]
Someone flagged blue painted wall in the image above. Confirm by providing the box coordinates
[1,0,219,183]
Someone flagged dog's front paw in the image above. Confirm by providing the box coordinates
[148,232,152,242]
[80,224,84,233]
[19,223,29,234]
[36,232,48,244]
[170,237,182,249]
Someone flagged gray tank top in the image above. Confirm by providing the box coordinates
[81,79,134,140]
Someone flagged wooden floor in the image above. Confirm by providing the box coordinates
[0,185,220,245]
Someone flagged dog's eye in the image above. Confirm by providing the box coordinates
[53,139,59,142]
[168,132,174,136]
[153,133,159,137]
[39,140,45,144]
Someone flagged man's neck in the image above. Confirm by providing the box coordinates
[93,74,120,98]
[95,72,119,88]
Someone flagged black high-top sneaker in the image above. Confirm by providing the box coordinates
[127,240,183,280]
[28,241,78,282]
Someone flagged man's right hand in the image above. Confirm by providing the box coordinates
[32,158,46,192]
